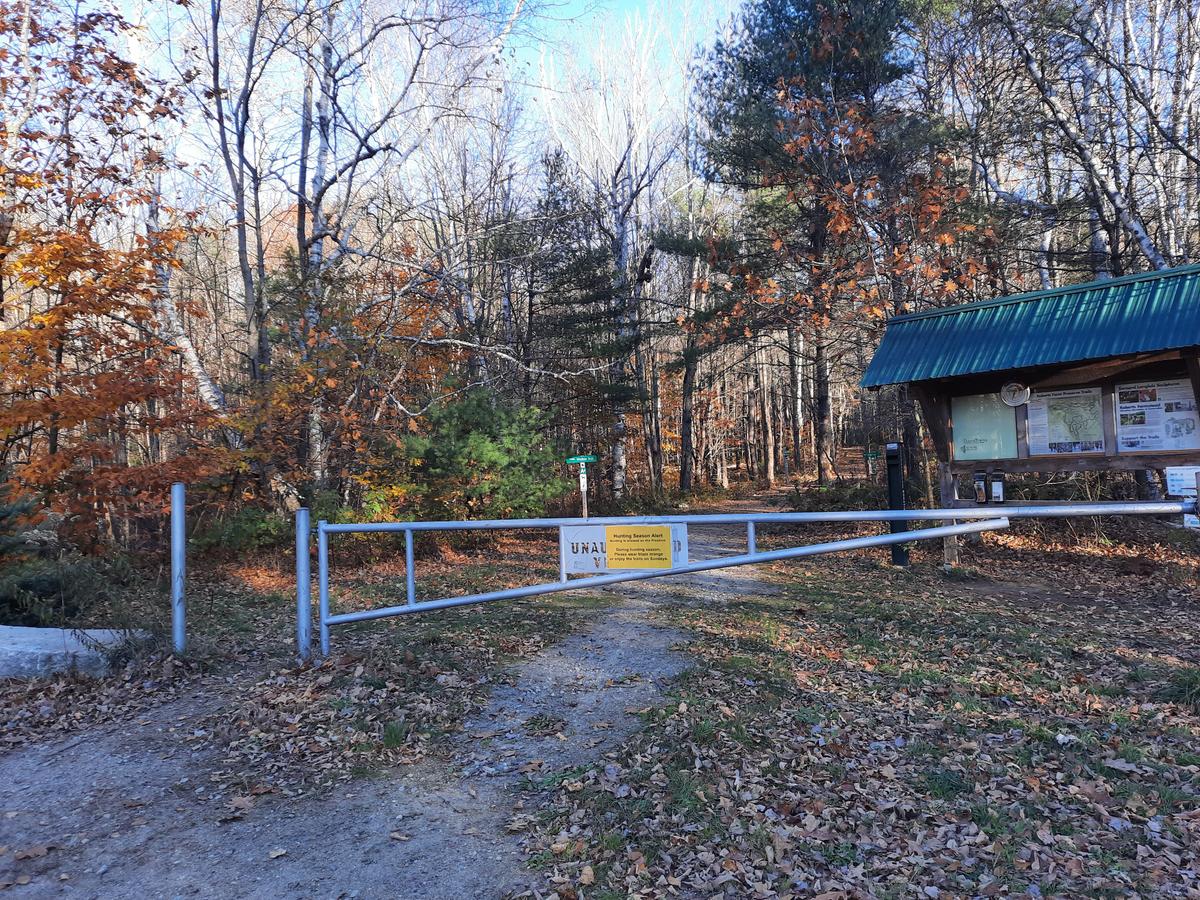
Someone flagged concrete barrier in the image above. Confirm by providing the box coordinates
[0,626,138,679]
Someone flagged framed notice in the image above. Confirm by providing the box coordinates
[950,394,1017,461]
[1027,387,1104,455]
[1115,379,1200,453]
[605,525,672,569]
[559,524,687,574]
[1165,465,1200,497]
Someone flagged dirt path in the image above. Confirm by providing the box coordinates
[0,504,784,899]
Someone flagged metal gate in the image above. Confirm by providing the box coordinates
[294,500,1194,660]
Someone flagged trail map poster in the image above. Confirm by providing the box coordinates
[950,393,1017,460]
[1028,387,1104,455]
[1115,380,1200,452]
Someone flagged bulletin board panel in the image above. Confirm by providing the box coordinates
[1114,379,1200,454]
[1026,387,1105,456]
[950,394,1017,461]
[925,354,1200,476]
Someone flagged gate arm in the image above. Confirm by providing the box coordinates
[324,517,1011,627]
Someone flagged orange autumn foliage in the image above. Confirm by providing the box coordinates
[0,2,228,545]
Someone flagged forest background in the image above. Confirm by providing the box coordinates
[2,0,1196,571]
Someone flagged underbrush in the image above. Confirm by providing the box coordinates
[789,479,886,511]
[0,555,141,628]
[190,505,292,556]
[590,481,764,517]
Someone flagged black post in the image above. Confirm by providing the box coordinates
[885,441,909,567]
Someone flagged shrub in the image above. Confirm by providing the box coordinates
[0,487,35,561]
[403,392,569,521]
[790,480,887,512]
[0,556,133,627]
[191,506,291,555]
[1160,667,1200,710]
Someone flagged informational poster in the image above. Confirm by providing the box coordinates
[605,525,673,569]
[559,524,687,574]
[1115,379,1200,452]
[1027,387,1104,455]
[950,394,1017,460]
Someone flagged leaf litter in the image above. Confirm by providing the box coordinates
[1,516,1197,898]
[523,520,1200,899]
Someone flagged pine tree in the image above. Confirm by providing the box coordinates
[0,487,33,563]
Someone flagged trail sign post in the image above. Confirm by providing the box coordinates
[863,448,881,477]
[885,442,909,566]
[566,454,598,518]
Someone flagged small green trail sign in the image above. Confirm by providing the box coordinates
[566,454,597,517]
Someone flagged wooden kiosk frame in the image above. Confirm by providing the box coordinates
[861,266,1200,565]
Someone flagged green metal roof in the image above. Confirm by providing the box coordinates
[861,265,1200,388]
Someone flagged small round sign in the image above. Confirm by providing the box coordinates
[1000,382,1030,407]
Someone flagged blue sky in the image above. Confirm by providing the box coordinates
[507,0,740,78]
[117,0,741,91]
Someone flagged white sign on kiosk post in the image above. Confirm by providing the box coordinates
[1165,466,1200,529]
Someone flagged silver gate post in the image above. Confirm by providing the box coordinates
[318,520,330,656]
[296,508,311,661]
[170,482,186,655]
[747,521,757,555]
[404,529,416,606]
[558,526,568,583]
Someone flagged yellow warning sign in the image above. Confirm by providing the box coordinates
[604,525,673,569]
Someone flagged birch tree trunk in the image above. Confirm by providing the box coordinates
[608,211,632,501]
[301,0,334,491]
[756,340,776,486]
[996,1,1167,270]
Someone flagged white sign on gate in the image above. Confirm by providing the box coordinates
[559,524,688,574]
[1164,466,1200,528]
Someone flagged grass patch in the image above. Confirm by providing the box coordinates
[1159,667,1200,710]
[924,767,973,799]
[381,720,410,749]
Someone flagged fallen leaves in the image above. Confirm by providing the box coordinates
[522,522,1200,898]
[11,846,50,861]
[0,654,199,751]
[505,814,536,833]
[180,591,588,794]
